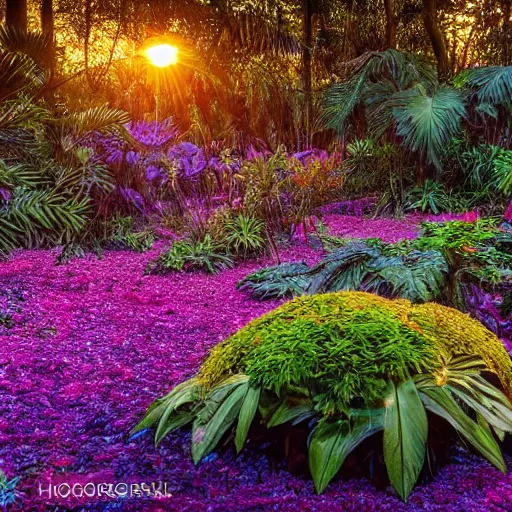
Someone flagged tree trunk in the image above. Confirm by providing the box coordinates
[41,0,54,39]
[422,0,449,80]
[503,0,512,65]
[41,0,55,72]
[6,0,28,34]
[384,0,397,49]
[302,0,313,149]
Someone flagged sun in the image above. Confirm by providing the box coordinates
[145,44,178,68]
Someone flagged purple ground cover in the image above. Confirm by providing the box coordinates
[2,214,512,511]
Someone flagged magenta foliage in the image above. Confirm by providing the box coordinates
[1,214,512,511]
[504,201,512,223]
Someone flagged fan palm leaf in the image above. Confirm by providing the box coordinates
[456,66,512,105]
[392,86,466,170]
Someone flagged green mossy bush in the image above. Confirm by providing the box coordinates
[199,292,512,400]
[135,291,512,501]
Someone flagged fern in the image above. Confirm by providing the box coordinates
[237,262,311,299]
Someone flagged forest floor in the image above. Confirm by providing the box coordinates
[2,213,512,511]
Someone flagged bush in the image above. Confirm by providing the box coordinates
[239,219,512,313]
[146,235,233,274]
[134,291,512,501]
[221,213,266,257]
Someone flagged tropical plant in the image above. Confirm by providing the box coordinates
[134,292,512,501]
[222,213,266,257]
[241,218,511,298]
[0,95,131,257]
[239,238,449,303]
[106,215,154,252]
[147,235,233,274]
[493,149,512,195]
[324,52,512,185]
[237,262,311,299]
[0,470,20,510]
[405,179,449,213]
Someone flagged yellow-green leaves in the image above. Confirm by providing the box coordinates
[383,379,428,501]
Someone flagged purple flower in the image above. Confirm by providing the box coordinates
[168,142,207,179]
[0,187,11,201]
[145,165,164,181]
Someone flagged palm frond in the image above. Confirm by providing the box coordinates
[237,262,311,299]
[392,86,466,170]
[57,106,131,139]
[0,26,53,68]
[456,66,512,105]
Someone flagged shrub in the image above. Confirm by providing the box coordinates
[146,235,233,274]
[221,214,266,257]
[239,220,512,311]
[405,179,449,214]
[238,239,449,303]
[134,291,512,501]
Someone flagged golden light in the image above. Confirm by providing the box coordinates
[145,44,178,68]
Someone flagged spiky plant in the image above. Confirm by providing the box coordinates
[134,292,512,501]
[222,213,266,257]
[147,235,233,274]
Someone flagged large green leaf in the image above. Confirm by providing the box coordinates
[156,412,195,446]
[267,399,315,428]
[383,379,428,501]
[417,382,506,472]
[130,377,200,437]
[393,86,466,170]
[456,66,512,105]
[235,384,261,453]
[192,379,248,464]
[309,410,384,494]
[446,376,512,433]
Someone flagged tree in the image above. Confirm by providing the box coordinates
[41,0,55,72]
[6,0,28,34]
[422,0,449,79]
[384,0,397,48]
[302,0,314,147]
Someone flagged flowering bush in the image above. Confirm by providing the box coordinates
[94,127,345,241]
[134,291,512,501]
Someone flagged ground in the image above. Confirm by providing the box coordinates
[2,214,512,511]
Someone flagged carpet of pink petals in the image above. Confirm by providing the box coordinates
[2,213,512,511]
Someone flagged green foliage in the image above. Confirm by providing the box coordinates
[455,66,512,106]
[0,470,20,510]
[239,219,511,308]
[323,50,437,136]
[493,149,512,195]
[414,219,501,251]
[136,292,512,500]
[392,87,466,170]
[309,410,385,493]
[383,379,427,501]
[237,262,311,299]
[0,94,130,258]
[147,235,233,274]
[240,241,448,303]
[107,216,154,252]
[221,214,266,257]
[405,180,449,213]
